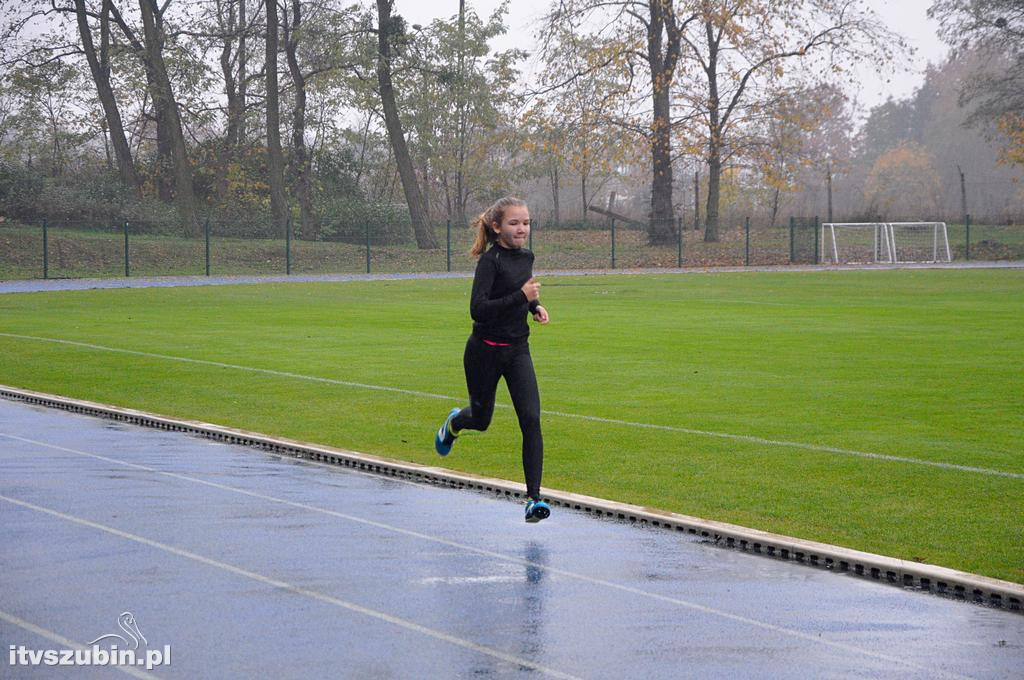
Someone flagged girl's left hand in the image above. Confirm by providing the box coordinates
[532,305,549,324]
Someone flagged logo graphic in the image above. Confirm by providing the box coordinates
[8,611,170,670]
[88,612,148,650]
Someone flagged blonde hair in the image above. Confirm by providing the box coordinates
[470,196,528,256]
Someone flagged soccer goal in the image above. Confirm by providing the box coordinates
[820,223,892,264]
[888,222,952,263]
[821,222,951,264]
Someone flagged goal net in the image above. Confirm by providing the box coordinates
[821,222,951,264]
[888,222,952,263]
[821,223,891,264]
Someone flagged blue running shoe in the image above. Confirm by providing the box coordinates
[435,407,460,456]
[524,499,550,523]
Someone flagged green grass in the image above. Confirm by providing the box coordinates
[0,269,1021,582]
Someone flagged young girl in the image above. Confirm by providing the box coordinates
[434,196,551,523]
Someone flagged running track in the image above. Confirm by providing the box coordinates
[1,399,1021,679]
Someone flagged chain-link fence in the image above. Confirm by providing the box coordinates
[1,213,1021,280]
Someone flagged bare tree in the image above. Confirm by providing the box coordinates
[266,0,288,234]
[136,0,199,234]
[541,1,697,244]
[930,0,1023,165]
[214,0,254,198]
[73,0,141,193]
[282,0,316,238]
[375,0,437,249]
[676,0,898,241]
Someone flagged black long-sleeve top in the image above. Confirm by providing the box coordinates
[469,243,542,344]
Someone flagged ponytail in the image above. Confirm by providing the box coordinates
[470,196,527,257]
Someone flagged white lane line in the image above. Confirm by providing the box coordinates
[0,332,1019,480]
[0,433,972,678]
[0,333,451,401]
[542,410,1024,479]
[0,609,162,680]
[0,493,582,680]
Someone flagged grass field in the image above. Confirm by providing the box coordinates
[0,268,1021,583]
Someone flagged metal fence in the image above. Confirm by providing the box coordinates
[1,214,1021,281]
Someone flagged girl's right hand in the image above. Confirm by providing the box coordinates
[521,278,540,301]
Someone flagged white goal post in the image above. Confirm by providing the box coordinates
[821,222,951,264]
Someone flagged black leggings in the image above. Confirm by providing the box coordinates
[451,335,543,499]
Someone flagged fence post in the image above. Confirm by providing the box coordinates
[124,221,130,277]
[446,219,452,272]
[529,218,534,252]
[745,216,750,266]
[826,163,833,224]
[789,217,795,264]
[205,218,211,276]
[693,170,700,231]
[611,218,616,269]
[365,220,371,274]
[965,214,971,261]
[677,217,683,268]
[42,220,48,279]
[285,216,292,275]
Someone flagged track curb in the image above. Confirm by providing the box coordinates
[2,383,1021,612]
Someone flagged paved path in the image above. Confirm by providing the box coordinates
[1,398,1021,678]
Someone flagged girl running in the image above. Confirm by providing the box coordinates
[434,196,551,523]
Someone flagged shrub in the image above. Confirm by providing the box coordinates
[0,160,45,220]
[317,197,413,245]
[33,173,184,234]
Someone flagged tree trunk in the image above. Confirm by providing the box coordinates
[48,109,61,175]
[581,173,588,223]
[265,0,288,235]
[703,19,721,242]
[138,0,198,235]
[550,163,560,227]
[376,0,438,249]
[422,159,433,219]
[102,118,112,171]
[133,10,173,200]
[155,107,174,201]
[441,174,452,219]
[705,147,721,241]
[693,169,700,230]
[102,3,175,203]
[284,0,318,239]
[238,0,247,146]
[74,0,140,194]
[219,0,239,199]
[769,186,780,228]
[455,0,469,228]
[354,112,371,186]
[649,83,675,243]
[646,0,681,245]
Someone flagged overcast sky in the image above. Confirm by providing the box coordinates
[394,0,950,114]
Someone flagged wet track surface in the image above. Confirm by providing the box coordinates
[1,398,1022,679]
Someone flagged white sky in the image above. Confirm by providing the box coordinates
[395,0,950,114]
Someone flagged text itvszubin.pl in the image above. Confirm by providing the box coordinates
[9,644,171,670]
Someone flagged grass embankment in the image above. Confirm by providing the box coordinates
[0,220,863,280]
